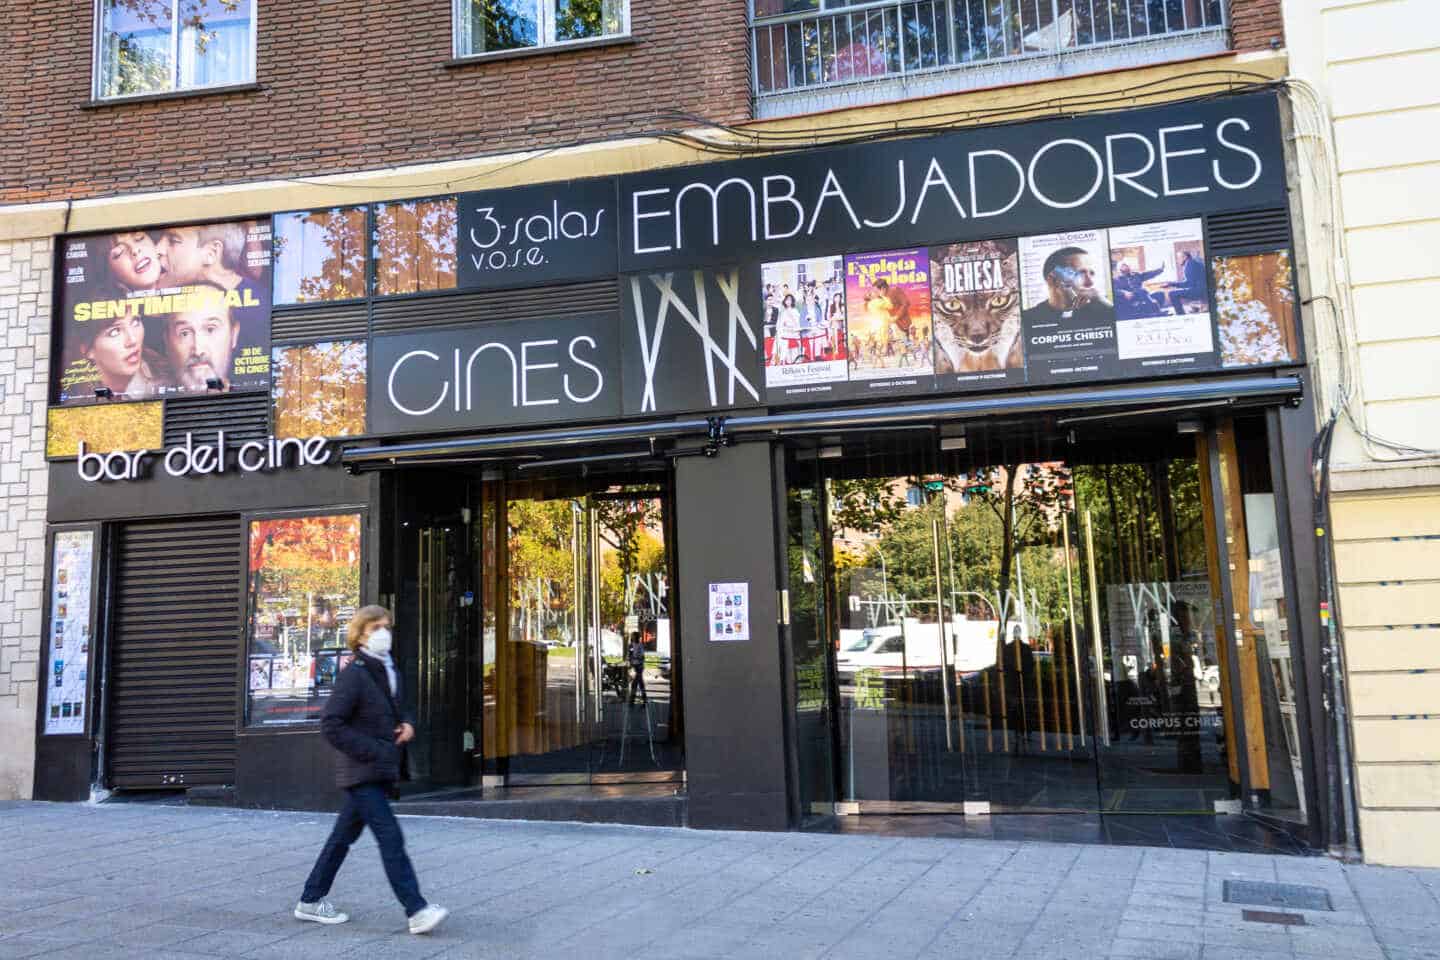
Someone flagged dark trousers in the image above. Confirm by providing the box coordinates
[301,782,427,916]
[1169,288,1202,313]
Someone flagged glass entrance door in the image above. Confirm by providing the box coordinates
[786,425,1297,820]
[486,480,681,785]
[825,466,1095,812]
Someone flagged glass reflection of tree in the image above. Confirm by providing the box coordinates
[288,209,366,303]
[555,0,623,41]
[374,200,457,296]
[273,341,367,439]
[102,0,173,96]
[594,498,663,641]
[506,500,578,646]
[103,0,243,95]
[247,516,361,683]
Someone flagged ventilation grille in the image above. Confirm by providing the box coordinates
[370,279,619,334]
[271,301,370,342]
[164,392,270,447]
[108,516,243,790]
[1207,207,1292,256]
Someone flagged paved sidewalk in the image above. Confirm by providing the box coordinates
[2,802,1439,959]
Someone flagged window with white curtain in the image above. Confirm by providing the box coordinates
[454,0,628,57]
[95,0,256,100]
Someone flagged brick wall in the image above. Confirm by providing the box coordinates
[0,0,752,205]
[1233,0,1285,52]
[0,238,52,801]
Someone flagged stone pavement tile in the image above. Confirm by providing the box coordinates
[175,928,298,957]
[0,891,78,913]
[1364,907,1440,932]
[102,922,215,949]
[1123,906,1201,928]
[1115,919,1207,943]
[1287,923,1384,960]
[1385,947,1440,960]
[334,932,457,959]
[1197,921,1292,953]
[1374,923,1440,951]
[1207,852,1279,881]
[1199,946,1293,960]
[0,937,65,960]
[926,918,1030,956]
[1108,936,1202,959]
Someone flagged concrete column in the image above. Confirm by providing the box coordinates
[674,440,790,830]
[0,236,54,801]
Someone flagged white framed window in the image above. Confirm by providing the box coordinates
[454,0,628,58]
[94,0,256,101]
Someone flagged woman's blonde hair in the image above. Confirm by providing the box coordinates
[347,605,392,652]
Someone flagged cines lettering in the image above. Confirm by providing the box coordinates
[77,433,330,483]
[386,335,605,417]
[73,286,261,322]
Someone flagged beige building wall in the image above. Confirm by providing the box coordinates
[0,236,54,800]
[1285,0,1440,867]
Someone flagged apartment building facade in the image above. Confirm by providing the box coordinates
[6,0,1385,860]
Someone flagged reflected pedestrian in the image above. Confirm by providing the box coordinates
[294,605,448,935]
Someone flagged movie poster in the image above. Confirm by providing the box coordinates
[762,256,849,401]
[44,531,94,736]
[1108,219,1216,371]
[1213,250,1298,367]
[929,239,1025,390]
[843,249,933,396]
[1018,229,1121,383]
[56,219,273,406]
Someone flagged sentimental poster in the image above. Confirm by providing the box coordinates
[56,219,273,405]
[708,582,750,642]
[45,531,95,735]
[1108,219,1216,372]
[761,255,848,401]
[843,249,933,397]
[929,239,1025,389]
[1019,229,1120,383]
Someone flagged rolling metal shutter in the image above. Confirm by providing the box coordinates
[107,517,243,789]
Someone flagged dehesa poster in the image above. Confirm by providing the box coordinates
[56,220,273,405]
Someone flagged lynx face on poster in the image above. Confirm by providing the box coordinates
[1019,230,1122,383]
[762,255,849,401]
[56,219,273,405]
[842,249,933,397]
[929,239,1025,390]
[1107,219,1217,372]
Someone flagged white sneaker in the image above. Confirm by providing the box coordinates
[408,903,449,935]
[294,899,349,924]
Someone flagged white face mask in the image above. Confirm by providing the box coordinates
[365,627,393,657]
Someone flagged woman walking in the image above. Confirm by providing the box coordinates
[294,605,448,935]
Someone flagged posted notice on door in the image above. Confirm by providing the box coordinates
[709,582,750,642]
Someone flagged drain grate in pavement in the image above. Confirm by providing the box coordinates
[1224,880,1333,912]
[1242,909,1306,926]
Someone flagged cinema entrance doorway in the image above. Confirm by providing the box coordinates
[389,465,683,797]
[785,412,1310,827]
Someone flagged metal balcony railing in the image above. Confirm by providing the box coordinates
[751,0,1227,96]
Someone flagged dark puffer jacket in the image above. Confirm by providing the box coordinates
[320,652,415,789]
